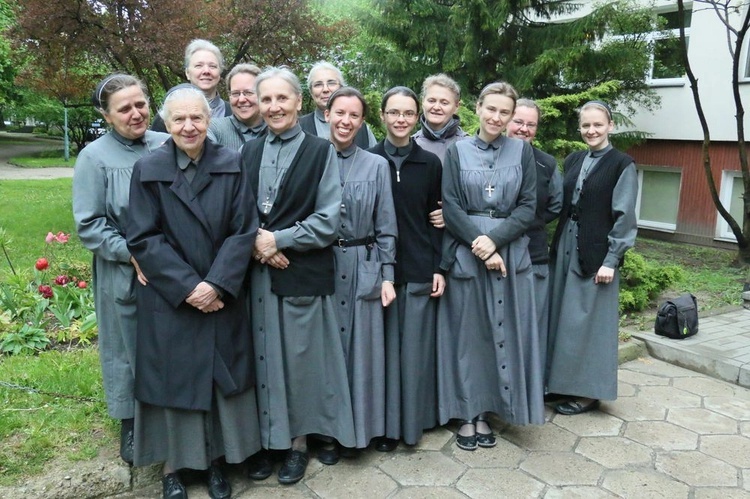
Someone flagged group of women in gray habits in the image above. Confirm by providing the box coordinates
[72,36,638,499]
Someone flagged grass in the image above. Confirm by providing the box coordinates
[9,155,76,168]
[0,179,89,271]
[0,348,114,486]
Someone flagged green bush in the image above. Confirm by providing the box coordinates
[619,249,684,313]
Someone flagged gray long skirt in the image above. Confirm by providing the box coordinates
[133,387,261,470]
[546,219,620,400]
[437,232,545,426]
[384,282,439,445]
[532,263,551,368]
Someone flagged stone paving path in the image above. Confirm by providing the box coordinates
[83,356,747,499]
[0,132,73,180]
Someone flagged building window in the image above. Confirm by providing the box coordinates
[647,7,692,85]
[636,168,681,231]
[717,171,743,241]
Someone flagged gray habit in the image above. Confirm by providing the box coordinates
[546,148,638,400]
[333,145,397,448]
[438,135,545,426]
[250,126,356,449]
[72,129,168,419]
[207,115,267,151]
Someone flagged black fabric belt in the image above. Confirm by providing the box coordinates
[335,235,375,247]
[467,209,508,219]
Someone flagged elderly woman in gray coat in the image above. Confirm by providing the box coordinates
[73,74,168,465]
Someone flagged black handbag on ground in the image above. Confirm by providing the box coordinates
[654,293,699,339]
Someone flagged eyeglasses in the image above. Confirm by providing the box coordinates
[312,79,340,90]
[230,90,255,99]
[385,110,418,119]
[511,119,537,130]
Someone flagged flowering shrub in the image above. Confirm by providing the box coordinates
[0,229,97,354]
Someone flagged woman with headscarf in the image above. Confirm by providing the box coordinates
[73,74,168,465]
[127,86,260,499]
[546,100,638,416]
[438,81,544,452]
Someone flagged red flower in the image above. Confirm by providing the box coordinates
[38,284,53,298]
[54,275,70,286]
[77,281,87,289]
[35,258,49,271]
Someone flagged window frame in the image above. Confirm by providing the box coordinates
[636,165,682,232]
[716,170,744,242]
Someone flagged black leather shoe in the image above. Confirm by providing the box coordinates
[278,450,309,485]
[246,450,273,480]
[374,437,399,452]
[120,418,134,465]
[475,417,496,448]
[339,446,361,459]
[556,399,600,415]
[207,465,231,499]
[162,473,187,499]
[455,419,477,451]
[317,444,339,465]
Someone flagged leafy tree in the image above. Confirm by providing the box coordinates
[0,0,21,128]
[676,0,750,264]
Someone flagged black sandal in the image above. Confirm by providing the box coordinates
[455,419,478,451]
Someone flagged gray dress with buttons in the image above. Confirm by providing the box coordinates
[438,135,545,426]
[546,146,638,400]
[333,145,397,448]
[72,129,168,420]
[249,126,357,449]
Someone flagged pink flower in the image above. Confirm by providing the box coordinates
[38,285,53,299]
[35,258,49,271]
[54,275,70,286]
[55,232,70,244]
[45,232,55,244]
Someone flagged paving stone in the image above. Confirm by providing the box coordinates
[575,436,653,468]
[501,424,578,451]
[602,396,668,422]
[622,358,702,378]
[667,408,739,434]
[617,369,671,386]
[305,462,398,498]
[391,486,468,498]
[544,486,619,498]
[520,452,604,486]
[617,381,637,397]
[552,410,624,437]
[656,450,738,487]
[235,485,311,498]
[378,451,465,487]
[456,468,544,499]
[635,385,703,408]
[672,376,737,397]
[412,427,454,451]
[694,488,750,499]
[704,396,750,420]
[600,469,689,498]
[452,437,526,468]
[700,434,750,467]
[741,421,750,436]
[623,421,698,451]
[744,469,750,492]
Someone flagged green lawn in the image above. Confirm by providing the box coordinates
[9,155,76,168]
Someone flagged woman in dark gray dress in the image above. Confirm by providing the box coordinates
[438,82,544,452]
[546,101,637,416]
[73,74,168,465]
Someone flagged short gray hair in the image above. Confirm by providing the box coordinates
[256,66,303,97]
[420,73,461,103]
[306,61,345,90]
[159,87,210,123]
[515,98,542,122]
[226,63,262,92]
[184,39,224,71]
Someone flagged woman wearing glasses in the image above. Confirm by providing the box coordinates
[299,62,377,148]
[438,82,544,452]
[370,86,444,450]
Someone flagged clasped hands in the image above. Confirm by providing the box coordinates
[253,227,289,269]
[186,281,224,313]
[471,235,507,277]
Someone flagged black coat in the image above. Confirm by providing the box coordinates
[126,139,258,411]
